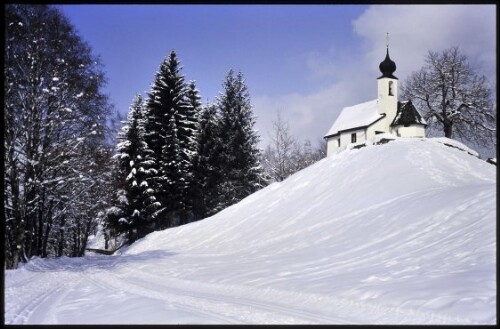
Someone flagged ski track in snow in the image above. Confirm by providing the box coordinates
[6,260,347,324]
[6,257,475,325]
[5,138,496,324]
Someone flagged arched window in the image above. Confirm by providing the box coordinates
[388,81,394,96]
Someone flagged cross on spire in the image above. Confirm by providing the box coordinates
[386,32,389,49]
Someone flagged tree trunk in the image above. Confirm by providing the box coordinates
[128,229,134,245]
[41,221,51,258]
[73,224,80,257]
[35,189,47,257]
[79,217,94,256]
[11,234,23,269]
[104,231,109,250]
[36,203,44,256]
[57,217,66,257]
[444,122,453,138]
[6,147,23,268]
[41,200,54,258]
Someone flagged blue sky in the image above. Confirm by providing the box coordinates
[59,4,496,148]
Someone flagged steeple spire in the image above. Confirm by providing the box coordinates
[378,32,397,79]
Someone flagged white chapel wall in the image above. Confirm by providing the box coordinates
[326,128,366,156]
[326,137,339,155]
[377,79,398,132]
[366,118,388,141]
[395,125,426,138]
[340,129,366,149]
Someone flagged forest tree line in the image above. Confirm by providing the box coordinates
[104,51,326,249]
[4,4,325,269]
[5,5,114,269]
[104,52,267,246]
[8,5,492,270]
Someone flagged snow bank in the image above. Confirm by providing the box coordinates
[122,137,496,323]
[6,137,496,324]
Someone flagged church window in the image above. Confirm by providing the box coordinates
[388,81,394,96]
[338,138,340,147]
[351,133,356,143]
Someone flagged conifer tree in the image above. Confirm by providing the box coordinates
[194,103,222,217]
[143,51,197,228]
[160,116,184,227]
[184,81,202,153]
[112,95,156,243]
[215,70,264,210]
[104,161,127,243]
[183,81,202,222]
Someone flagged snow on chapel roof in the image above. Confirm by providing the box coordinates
[324,99,384,138]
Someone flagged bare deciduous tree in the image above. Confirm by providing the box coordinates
[263,112,326,183]
[400,47,495,153]
[5,5,112,268]
[263,111,297,182]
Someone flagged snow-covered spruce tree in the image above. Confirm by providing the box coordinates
[215,70,265,210]
[143,51,198,229]
[103,160,127,247]
[4,4,112,268]
[160,116,185,228]
[400,46,496,154]
[111,95,157,243]
[193,103,223,218]
[183,81,202,222]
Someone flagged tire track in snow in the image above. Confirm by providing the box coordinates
[82,271,241,324]
[91,266,473,324]
[89,269,351,324]
[132,267,477,324]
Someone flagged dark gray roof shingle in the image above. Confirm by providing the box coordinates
[391,100,427,127]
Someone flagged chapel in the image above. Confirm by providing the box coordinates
[324,37,426,156]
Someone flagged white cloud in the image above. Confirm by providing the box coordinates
[252,5,496,149]
[253,82,357,148]
[352,5,496,82]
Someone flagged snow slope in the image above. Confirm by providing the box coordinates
[5,137,496,324]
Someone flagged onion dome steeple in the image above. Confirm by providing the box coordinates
[378,33,398,80]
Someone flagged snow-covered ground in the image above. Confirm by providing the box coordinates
[5,137,496,324]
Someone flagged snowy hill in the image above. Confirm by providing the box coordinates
[5,137,496,324]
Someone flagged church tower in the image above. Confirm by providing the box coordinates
[377,33,398,132]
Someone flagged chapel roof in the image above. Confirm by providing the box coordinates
[324,99,385,138]
[391,100,427,127]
